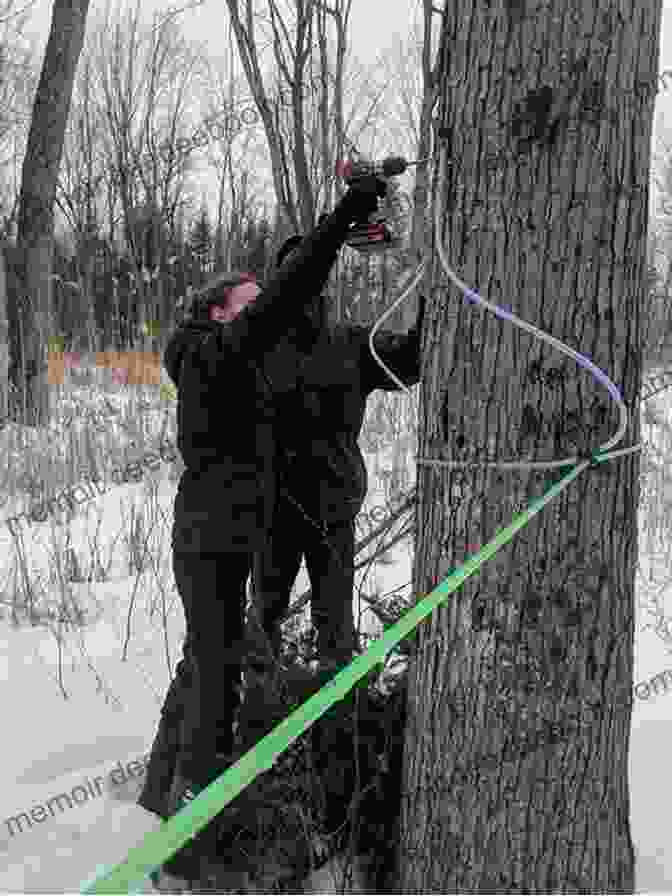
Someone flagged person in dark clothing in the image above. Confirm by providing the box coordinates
[136,176,387,885]
[252,235,425,672]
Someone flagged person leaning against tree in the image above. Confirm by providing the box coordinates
[250,235,425,676]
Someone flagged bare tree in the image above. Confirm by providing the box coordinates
[0,0,37,419]
[55,48,106,344]
[223,0,354,242]
[222,0,444,324]
[7,0,91,425]
[367,2,442,329]
[395,1,660,891]
[79,0,207,342]
[644,140,672,368]
[200,33,272,271]
[0,0,37,232]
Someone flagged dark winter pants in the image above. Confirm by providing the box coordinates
[138,551,250,819]
[254,497,357,664]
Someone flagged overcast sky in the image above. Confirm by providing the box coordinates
[17,0,672,221]
[22,0,418,68]
[20,0,672,78]
[20,0,672,123]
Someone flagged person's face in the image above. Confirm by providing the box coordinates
[210,281,260,322]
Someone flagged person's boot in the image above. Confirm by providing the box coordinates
[153,755,233,887]
[152,775,209,885]
[138,706,180,821]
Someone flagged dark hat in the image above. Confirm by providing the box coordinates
[276,235,303,269]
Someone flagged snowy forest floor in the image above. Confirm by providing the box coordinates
[0,361,670,893]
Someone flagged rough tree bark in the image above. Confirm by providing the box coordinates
[396,1,660,892]
[8,0,90,426]
[0,242,9,421]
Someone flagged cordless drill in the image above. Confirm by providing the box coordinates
[336,155,424,253]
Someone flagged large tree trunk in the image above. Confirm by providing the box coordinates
[0,244,10,422]
[9,0,90,426]
[396,1,660,892]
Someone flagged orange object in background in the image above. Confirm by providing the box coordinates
[48,351,162,386]
[95,351,125,379]
[47,352,67,385]
[96,351,162,385]
[127,352,162,385]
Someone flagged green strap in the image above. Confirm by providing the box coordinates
[81,457,591,894]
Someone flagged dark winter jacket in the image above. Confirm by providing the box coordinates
[163,203,360,555]
[260,298,424,525]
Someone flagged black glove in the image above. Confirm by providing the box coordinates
[340,174,387,221]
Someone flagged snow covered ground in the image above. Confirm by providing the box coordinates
[0,387,671,894]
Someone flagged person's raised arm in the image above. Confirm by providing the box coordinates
[227,176,386,354]
[164,177,388,387]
